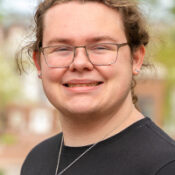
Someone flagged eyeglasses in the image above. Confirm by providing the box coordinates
[40,42,128,68]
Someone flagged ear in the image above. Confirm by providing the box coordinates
[132,45,145,75]
[33,51,42,78]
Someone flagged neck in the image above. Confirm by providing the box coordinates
[59,94,144,147]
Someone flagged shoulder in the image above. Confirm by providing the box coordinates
[123,117,175,151]
[20,133,62,175]
[132,117,175,173]
[142,118,175,154]
[131,117,175,149]
[25,133,62,157]
[155,160,175,175]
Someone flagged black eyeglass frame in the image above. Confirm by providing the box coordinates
[40,42,129,68]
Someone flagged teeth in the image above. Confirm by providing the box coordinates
[67,83,99,87]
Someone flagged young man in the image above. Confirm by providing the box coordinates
[20,0,175,174]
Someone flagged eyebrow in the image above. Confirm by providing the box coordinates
[46,36,119,46]
[86,36,118,43]
[47,38,73,46]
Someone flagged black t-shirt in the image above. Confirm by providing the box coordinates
[20,117,175,175]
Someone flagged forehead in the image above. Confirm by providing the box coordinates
[43,1,126,45]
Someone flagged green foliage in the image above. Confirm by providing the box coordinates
[0,56,20,108]
[153,28,175,76]
[0,169,4,175]
[169,0,175,16]
[0,133,17,145]
[0,2,19,108]
[151,27,175,120]
[145,0,158,5]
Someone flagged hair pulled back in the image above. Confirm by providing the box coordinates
[19,0,150,105]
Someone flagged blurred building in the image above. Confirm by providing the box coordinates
[136,65,167,126]
[0,21,174,175]
[0,21,58,175]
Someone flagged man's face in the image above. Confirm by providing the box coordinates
[38,1,142,117]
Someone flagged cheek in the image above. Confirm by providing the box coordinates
[96,59,132,81]
[96,47,132,80]
[40,57,67,82]
[43,69,65,82]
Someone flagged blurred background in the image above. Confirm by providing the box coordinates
[1,0,175,175]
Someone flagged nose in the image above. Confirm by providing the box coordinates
[69,47,94,72]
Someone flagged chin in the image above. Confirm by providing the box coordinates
[57,102,100,118]
[68,104,98,114]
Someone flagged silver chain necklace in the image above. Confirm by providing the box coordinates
[55,116,129,175]
[55,136,99,175]
[55,113,133,175]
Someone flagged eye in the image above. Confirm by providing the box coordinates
[89,44,114,53]
[90,43,115,51]
[53,46,72,52]
[94,45,108,50]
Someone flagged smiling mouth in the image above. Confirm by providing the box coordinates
[63,82,103,88]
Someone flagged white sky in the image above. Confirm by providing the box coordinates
[1,0,174,16]
[1,0,39,14]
